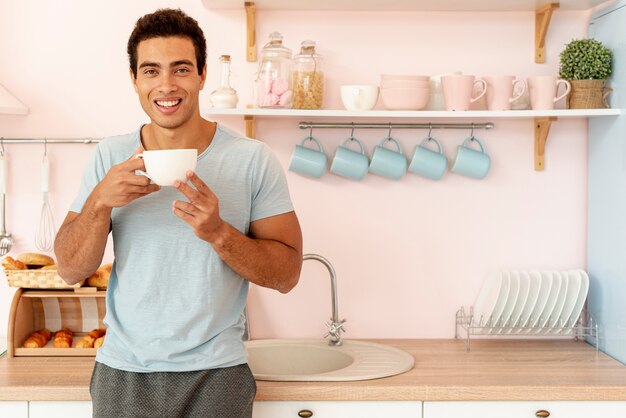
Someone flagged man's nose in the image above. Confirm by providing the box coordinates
[158,73,178,93]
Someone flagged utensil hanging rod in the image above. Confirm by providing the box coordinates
[299,122,494,130]
[0,138,100,144]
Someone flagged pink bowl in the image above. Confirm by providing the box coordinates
[380,87,430,110]
[381,79,430,89]
[381,74,430,82]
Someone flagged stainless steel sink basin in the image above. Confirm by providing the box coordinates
[245,339,415,381]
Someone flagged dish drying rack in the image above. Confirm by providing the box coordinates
[455,306,599,352]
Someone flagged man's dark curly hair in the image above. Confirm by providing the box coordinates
[127,8,207,78]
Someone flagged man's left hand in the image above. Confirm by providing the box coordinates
[173,170,225,243]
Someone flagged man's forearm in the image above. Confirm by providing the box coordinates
[210,222,302,293]
[54,195,112,284]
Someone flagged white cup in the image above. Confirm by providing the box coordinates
[340,85,379,111]
[136,149,198,186]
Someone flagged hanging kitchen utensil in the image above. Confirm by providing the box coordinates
[0,139,13,256]
[35,140,55,252]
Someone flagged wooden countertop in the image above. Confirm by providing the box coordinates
[1,339,626,401]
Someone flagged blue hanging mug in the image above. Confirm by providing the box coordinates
[369,137,407,180]
[330,137,369,180]
[288,136,328,178]
[450,136,491,179]
[408,136,448,180]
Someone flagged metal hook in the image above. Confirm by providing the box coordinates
[470,123,475,140]
[43,138,48,157]
[350,122,355,139]
[428,122,433,140]
[0,138,4,156]
[387,123,393,139]
[309,125,313,140]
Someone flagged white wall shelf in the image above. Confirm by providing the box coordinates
[202,0,610,11]
[204,108,622,171]
[203,108,622,119]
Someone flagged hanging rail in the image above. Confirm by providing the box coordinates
[0,138,100,144]
[298,122,494,130]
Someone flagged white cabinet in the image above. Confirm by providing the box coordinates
[28,401,92,418]
[0,401,27,418]
[424,401,626,418]
[253,401,422,418]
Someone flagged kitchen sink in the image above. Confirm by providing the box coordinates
[245,339,415,381]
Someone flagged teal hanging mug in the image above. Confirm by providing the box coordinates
[288,136,328,178]
[369,137,407,180]
[408,137,448,180]
[330,137,369,180]
[450,136,491,179]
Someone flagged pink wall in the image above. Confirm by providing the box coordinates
[0,1,591,339]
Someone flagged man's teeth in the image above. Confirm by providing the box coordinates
[156,100,181,108]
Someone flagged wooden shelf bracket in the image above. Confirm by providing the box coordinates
[244,114,256,138]
[244,2,257,62]
[535,3,560,63]
[534,116,557,171]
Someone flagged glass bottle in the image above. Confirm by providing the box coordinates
[255,32,293,108]
[209,55,238,108]
[292,40,324,109]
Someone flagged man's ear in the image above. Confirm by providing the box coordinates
[129,68,139,93]
[199,64,207,90]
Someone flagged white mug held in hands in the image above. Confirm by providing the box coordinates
[135,149,198,186]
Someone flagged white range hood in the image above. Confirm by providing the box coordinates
[0,84,28,115]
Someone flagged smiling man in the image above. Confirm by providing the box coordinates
[54,8,302,418]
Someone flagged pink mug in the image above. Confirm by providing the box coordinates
[441,75,487,111]
[484,75,527,111]
[528,76,571,110]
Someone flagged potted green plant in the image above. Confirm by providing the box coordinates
[559,38,613,109]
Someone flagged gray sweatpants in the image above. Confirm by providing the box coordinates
[90,361,257,418]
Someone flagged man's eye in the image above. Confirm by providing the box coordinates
[176,68,190,74]
[144,69,157,76]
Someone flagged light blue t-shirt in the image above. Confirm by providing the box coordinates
[70,125,294,372]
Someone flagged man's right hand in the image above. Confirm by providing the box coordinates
[91,147,160,209]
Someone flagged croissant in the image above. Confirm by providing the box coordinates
[53,328,73,348]
[2,256,28,270]
[23,328,51,348]
[94,336,105,349]
[76,328,107,348]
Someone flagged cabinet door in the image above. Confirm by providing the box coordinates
[29,401,92,418]
[0,401,28,418]
[424,401,626,418]
[253,401,422,418]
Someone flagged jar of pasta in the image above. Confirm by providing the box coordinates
[292,40,324,109]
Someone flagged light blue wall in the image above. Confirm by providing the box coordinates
[588,1,626,364]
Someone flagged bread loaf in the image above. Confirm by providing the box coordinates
[86,264,112,288]
[17,253,55,269]
[23,328,51,348]
[53,328,73,348]
[40,264,57,270]
[1,256,28,270]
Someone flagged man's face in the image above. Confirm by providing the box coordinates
[131,36,206,130]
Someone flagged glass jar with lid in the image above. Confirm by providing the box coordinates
[292,40,324,109]
[255,32,293,108]
[209,55,238,108]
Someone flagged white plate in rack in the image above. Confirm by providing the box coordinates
[484,271,511,330]
[535,270,561,332]
[472,271,504,327]
[564,269,590,330]
[507,270,530,333]
[517,270,541,330]
[525,270,552,332]
[546,271,569,332]
[493,271,519,334]
[557,270,582,333]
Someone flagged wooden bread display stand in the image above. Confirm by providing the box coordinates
[7,288,106,358]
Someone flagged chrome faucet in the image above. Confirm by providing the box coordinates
[303,253,346,346]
